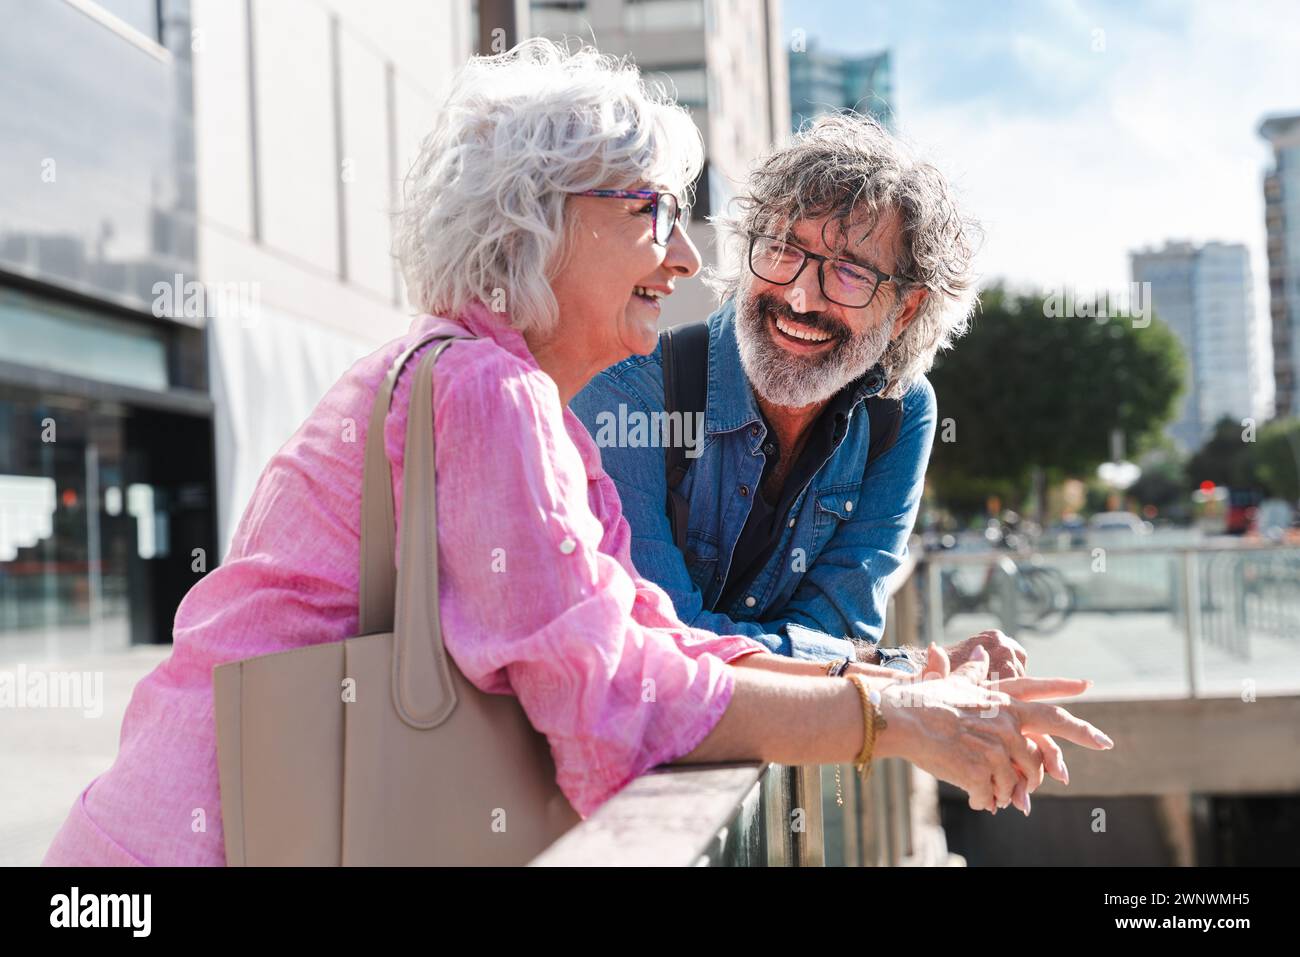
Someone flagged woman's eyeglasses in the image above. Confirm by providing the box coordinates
[748,233,910,309]
[574,189,682,246]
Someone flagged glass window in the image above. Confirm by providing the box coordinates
[0,0,196,312]
[640,64,707,108]
[530,0,588,35]
[91,0,162,43]
[624,0,705,31]
[0,384,215,662]
[0,287,169,393]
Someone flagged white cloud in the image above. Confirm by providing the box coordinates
[886,0,1297,414]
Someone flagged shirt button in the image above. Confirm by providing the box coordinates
[739,484,750,497]
[559,537,576,554]
[750,425,760,437]
[788,517,796,528]
[844,501,854,512]
[744,596,757,608]
[763,442,775,455]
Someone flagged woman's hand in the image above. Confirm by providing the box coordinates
[898,641,1090,796]
[850,643,1093,807]
[874,646,1112,814]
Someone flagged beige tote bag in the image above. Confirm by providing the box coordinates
[214,332,580,866]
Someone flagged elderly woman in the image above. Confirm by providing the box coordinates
[43,40,1109,866]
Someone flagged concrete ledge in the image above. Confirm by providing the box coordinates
[1036,694,1300,797]
[529,762,766,867]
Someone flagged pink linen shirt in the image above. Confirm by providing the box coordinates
[43,303,766,866]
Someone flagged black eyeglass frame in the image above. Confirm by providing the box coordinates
[747,233,913,309]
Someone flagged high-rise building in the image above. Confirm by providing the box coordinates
[526,0,790,327]
[789,41,893,132]
[1131,241,1265,452]
[1260,113,1300,419]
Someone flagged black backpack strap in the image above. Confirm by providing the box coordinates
[660,321,710,550]
[865,394,903,463]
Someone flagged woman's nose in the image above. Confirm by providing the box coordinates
[664,221,703,278]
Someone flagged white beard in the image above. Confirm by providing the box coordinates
[734,289,896,408]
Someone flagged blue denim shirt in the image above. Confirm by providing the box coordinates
[571,298,937,661]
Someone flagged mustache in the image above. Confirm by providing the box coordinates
[755,294,848,340]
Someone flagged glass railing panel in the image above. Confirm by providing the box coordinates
[923,545,1300,700]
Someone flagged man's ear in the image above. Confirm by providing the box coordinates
[890,286,928,340]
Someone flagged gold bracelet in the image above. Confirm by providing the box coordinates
[846,674,886,777]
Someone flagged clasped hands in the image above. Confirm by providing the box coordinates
[854,630,1113,816]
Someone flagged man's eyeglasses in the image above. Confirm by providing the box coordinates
[575,189,682,246]
[748,233,910,309]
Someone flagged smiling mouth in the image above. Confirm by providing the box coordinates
[632,285,667,308]
[771,312,837,348]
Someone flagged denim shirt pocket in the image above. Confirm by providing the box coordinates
[683,527,721,595]
[813,483,859,526]
[800,482,855,561]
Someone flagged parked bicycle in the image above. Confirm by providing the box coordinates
[931,517,1076,635]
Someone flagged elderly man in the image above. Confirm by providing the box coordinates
[573,114,1025,677]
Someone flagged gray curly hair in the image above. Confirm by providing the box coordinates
[708,113,981,399]
[394,38,703,336]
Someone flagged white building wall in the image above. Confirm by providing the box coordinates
[253,0,339,273]
[191,0,473,552]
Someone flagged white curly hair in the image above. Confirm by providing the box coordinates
[394,38,704,335]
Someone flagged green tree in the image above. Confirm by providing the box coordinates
[1255,417,1300,500]
[1185,416,1256,490]
[927,285,1186,515]
[1130,452,1188,514]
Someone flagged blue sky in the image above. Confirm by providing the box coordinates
[782,0,1300,305]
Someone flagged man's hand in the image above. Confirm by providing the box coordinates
[944,629,1028,678]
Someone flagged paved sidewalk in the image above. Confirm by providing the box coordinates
[0,645,170,867]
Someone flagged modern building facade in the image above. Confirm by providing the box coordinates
[526,0,790,328]
[1260,113,1300,419]
[1131,241,1266,452]
[0,0,211,662]
[789,42,893,132]
[0,0,472,664]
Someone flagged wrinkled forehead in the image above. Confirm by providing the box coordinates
[630,176,673,193]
